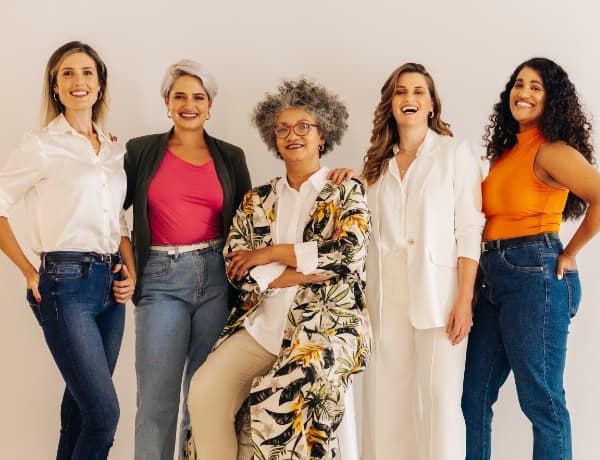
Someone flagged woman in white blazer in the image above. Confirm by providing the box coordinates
[359,63,485,460]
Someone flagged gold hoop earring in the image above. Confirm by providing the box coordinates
[97,90,103,101]
[429,111,434,119]
[318,144,325,153]
[53,93,59,102]
[167,110,172,119]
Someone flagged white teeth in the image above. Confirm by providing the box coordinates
[180,113,198,118]
[401,106,418,113]
[516,101,533,108]
[70,91,87,96]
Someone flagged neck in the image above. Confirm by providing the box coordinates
[396,124,428,152]
[63,109,95,136]
[285,161,321,191]
[170,127,207,147]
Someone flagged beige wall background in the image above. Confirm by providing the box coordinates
[1,1,599,458]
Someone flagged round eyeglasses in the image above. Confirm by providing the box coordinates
[273,121,320,139]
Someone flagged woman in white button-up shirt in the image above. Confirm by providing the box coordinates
[0,41,135,460]
[357,63,484,460]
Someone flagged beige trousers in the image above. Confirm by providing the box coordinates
[187,328,276,460]
[362,250,467,460]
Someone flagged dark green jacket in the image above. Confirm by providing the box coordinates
[123,129,251,303]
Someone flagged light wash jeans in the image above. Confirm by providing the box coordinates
[134,240,230,460]
[462,234,581,460]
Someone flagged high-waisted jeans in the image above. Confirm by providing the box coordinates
[134,241,230,460]
[28,253,125,460]
[462,235,581,460]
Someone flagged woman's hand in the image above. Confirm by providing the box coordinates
[225,247,274,281]
[112,264,136,304]
[556,251,577,280]
[269,267,334,289]
[327,168,362,185]
[446,297,472,345]
[25,268,41,302]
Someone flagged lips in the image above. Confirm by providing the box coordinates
[179,112,199,119]
[515,100,534,109]
[286,143,304,149]
[401,105,418,114]
[70,90,88,97]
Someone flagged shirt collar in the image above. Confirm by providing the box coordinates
[46,113,110,143]
[282,165,329,193]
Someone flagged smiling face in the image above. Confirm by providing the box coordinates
[165,74,212,131]
[274,107,324,165]
[509,66,546,131]
[53,52,101,115]
[391,72,434,130]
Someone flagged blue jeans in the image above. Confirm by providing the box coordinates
[134,241,230,460]
[462,235,581,460]
[28,253,125,460]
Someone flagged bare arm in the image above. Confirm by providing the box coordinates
[112,236,136,304]
[537,142,600,276]
[0,216,40,300]
[225,244,297,281]
[446,256,478,345]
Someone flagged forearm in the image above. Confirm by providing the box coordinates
[563,202,600,257]
[270,244,297,267]
[118,236,137,281]
[456,256,478,303]
[0,216,36,278]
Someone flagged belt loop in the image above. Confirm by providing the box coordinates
[544,233,551,247]
[40,252,46,270]
[174,245,180,260]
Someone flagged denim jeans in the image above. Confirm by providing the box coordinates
[134,241,230,460]
[462,235,581,460]
[28,253,125,460]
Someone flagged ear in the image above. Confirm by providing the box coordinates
[164,95,169,107]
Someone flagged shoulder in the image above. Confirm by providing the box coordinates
[126,132,168,152]
[206,133,245,158]
[537,140,587,169]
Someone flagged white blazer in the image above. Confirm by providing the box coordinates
[366,129,485,332]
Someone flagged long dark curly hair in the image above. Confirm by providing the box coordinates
[362,63,452,185]
[484,57,594,220]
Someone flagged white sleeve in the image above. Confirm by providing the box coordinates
[250,262,287,292]
[294,241,318,275]
[0,133,46,218]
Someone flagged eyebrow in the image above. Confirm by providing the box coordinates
[173,91,207,96]
[516,78,544,86]
[60,66,95,71]
[395,85,427,90]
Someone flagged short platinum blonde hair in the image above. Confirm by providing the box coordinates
[160,59,218,100]
[252,78,349,157]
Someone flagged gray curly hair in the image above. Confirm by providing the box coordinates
[252,78,349,157]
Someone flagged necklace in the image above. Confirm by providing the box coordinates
[393,143,419,177]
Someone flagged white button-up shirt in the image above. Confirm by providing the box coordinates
[243,167,326,355]
[378,151,419,253]
[0,114,128,255]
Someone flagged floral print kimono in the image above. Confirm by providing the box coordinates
[186,177,372,460]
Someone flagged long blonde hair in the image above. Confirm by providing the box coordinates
[362,63,452,185]
[41,41,109,128]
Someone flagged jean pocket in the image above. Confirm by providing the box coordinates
[499,246,544,272]
[563,269,582,318]
[141,260,172,278]
[47,262,85,281]
[26,289,43,325]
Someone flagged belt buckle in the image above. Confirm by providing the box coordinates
[480,241,487,253]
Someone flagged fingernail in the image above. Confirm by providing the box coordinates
[36,297,41,302]
[557,274,563,280]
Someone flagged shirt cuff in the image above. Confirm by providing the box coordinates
[295,241,318,275]
[250,262,287,292]
[119,210,130,237]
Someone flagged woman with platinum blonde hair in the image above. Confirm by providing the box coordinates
[187,78,372,460]
[123,59,251,460]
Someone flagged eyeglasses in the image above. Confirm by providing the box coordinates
[273,121,320,139]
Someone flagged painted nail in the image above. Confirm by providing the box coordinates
[557,274,563,280]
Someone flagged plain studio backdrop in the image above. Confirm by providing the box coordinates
[1,1,598,459]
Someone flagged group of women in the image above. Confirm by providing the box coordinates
[0,40,598,460]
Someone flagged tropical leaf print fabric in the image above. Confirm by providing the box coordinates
[190,177,372,460]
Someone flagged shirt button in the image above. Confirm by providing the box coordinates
[407,239,415,245]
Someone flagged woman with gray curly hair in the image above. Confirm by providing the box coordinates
[123,59,251,460]
[187,78,372,460]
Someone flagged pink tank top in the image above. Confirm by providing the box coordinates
[148,149,224,244]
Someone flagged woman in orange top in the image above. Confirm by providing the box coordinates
[461,57,600,460]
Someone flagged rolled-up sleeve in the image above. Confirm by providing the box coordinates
[0,133,45,218]
[294,241,318,275]
[453,141,485,262]
[250,262,287,292]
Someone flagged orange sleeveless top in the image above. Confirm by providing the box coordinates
[482,127,568,240]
